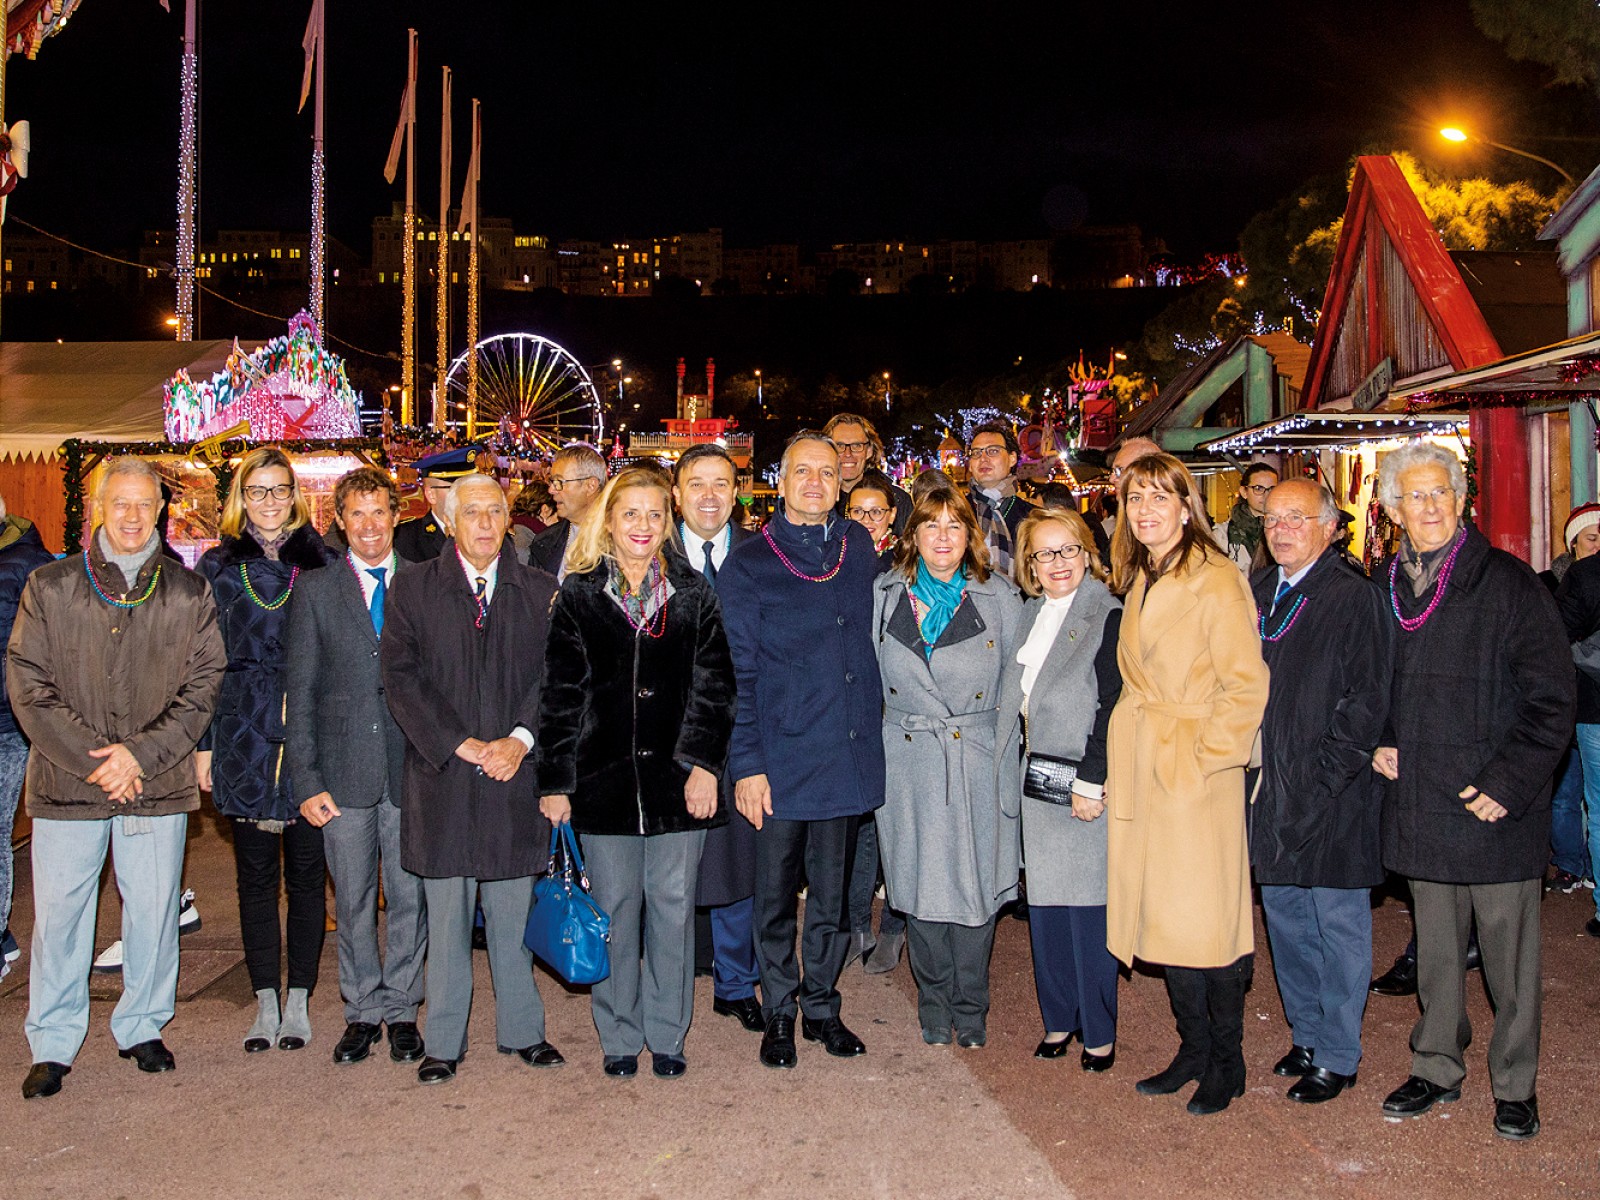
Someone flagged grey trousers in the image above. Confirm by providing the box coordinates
[906,915,997,1038]
[583,829,706,1057]
[322,799,427,1025]
[1410,877,1541,1101]
[421,874,543,1061]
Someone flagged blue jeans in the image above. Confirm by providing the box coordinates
[0,729,28,933]
[1549,744,1590,879]
[1574,725,1600,916]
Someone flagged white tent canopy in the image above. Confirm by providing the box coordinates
[0,340,248,459]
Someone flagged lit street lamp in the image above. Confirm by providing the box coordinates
[755,368,764,411]
[1438,126,1574,185]
[882,371,892,413]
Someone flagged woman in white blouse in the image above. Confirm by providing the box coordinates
[1013,508,1124,1071]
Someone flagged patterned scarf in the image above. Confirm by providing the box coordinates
[1225,497,1264,559]
[970,479,1016,578]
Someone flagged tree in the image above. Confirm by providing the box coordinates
[1472,0,1600,93]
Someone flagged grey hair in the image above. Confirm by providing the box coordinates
[97,456,164,506]
[1271,478,1339,524]
[440,473,505,528]
[1378,442,1466,509]
[551,442,607,482]
[779,431,839,478]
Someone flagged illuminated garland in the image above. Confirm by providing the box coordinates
[175,44,198,340]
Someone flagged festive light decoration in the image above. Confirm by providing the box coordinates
[401,205,415,422]
[309,145,326,331]
[1202,414,1467,455]
[163,311,363,442]
[5,0,80,59]
[174,5,197,340]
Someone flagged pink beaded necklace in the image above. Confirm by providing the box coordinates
[763,525,847,582]
[1387,534,1466,632]
[1258,595,1307,642]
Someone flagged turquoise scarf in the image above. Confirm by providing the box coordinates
[911,560,966,658]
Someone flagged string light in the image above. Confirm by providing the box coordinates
[401,203,415,424]
[309,146,326,332]
[1201,414,1466,455]
[175,41,198,340]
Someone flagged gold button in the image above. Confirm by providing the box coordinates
[111,626,120,634]
[904,733,912,742]
[952,730,961,740]
[986,640,994,648]
[975,692,983,700]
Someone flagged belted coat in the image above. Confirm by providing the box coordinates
[871,569,1024,926]
[1105,546,1269,969]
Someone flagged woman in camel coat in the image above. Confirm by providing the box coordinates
[1105,452,1268,1117]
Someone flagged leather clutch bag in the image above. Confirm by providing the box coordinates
[1023,752,1079,806]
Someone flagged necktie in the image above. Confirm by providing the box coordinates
[1272,577,1291,614]
[470,575,489,629]
[702,539,718,584]
[475,576,488,604]
[366,568,386,635]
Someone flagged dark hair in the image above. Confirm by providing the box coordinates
[967,421,1018,458]
[846,468,897,509]
[892,486,991,584]
[1109,452,1216,595]
[1035,482,1076,511]
[910,467,956,502]
[1240,462,1279,488]
[512,481,553,516]
[673,442,737,485]
[334,466,400,515]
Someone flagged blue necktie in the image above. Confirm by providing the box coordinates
[1272,577,1291,614]
[366,568,386,635]
[702,539,718,584]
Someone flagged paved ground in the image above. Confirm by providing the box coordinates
[1,808,1597,1199]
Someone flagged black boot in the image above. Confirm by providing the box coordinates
[1136,967,1211,1095]
[1188,956,1251,1116]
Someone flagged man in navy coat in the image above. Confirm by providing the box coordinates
[719,432,886,1069]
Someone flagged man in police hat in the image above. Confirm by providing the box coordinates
[394,447,478,562]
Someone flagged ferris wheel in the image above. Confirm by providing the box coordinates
[443,332,603,454]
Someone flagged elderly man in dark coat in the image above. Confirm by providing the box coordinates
[382,473,561,1084]
[1369,443,1574,1141]
[1249,479,1392,1105]
[719,431,886,1069]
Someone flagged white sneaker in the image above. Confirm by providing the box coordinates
[92,940,124,973]
[92,891,200,973]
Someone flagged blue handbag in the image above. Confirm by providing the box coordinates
[524,822,612,985]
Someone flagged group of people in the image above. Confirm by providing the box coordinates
[0,417,1579,1145]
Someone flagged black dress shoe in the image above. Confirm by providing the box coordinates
[1586,916,1600,939]
[1287,1066,1356,1104]
[1273,1044,1315,1077]
[1033,1032,1078,1059]
[386,1021,424,1063]
[801,1015,866,1057]
[416,1056,458,1084]
[499,1041,565,1068]
[1381,1075,1460,1117]
[1081,1048,1115,1073]
[955,1029,986,1049]
[118,1039,175,1074]
[1493,1095,1540,1140]
[712,995,764,1032]
[651,1053,687,1078]
[22,1061,70,1099]
[760,1015,797,1069]
[333,1022,382,1064]
[603,1054,638,1078]
[1369,953,1418,997]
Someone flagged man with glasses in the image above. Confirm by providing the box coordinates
[1248,479,1392,1105]
[395,448,479,562]
[965,422,1035,580]
[1215,462,1280,573]
[527,443,607,580]
[823,413,911,537]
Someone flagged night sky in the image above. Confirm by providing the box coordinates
[5,0,1596,260]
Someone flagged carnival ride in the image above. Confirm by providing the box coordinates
[442,332,603,454]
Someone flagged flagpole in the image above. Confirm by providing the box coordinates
[399,27,416,424]
[174,0,199,340]
[465,98,480,442]
[308,0,326,333]
[434,65,451,432]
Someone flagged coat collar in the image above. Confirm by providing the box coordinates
[215,523,331,570]
[878,569,993,656]
[1128,549,1222,658]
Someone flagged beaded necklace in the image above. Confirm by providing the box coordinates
[907,584,966,648]
[763,524,847,582]
[239,562,300,611]
[1258,594,1307,642]
[456,547,491,629]
[1387,534,1465,633]
[614,555,669,639]
[83,549,161,608]
[346,549,399,585]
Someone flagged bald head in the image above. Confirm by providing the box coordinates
[1264,478,1338,577]
[1111,437,1162,477]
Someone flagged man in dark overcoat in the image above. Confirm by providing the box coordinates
[382,473,562,1084]
[288,466,427,1067]
[720,432,886,1069]
[673,444,763,1032]
[1249,479,1392,1105]
[1369,444,1574,1141]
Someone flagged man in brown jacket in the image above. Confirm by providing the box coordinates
[6,458,225,1099]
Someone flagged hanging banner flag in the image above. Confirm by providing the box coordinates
[383,74,411,183]
[455,107,479,235]
[298,0,323,113]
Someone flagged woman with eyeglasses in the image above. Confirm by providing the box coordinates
[1104,452,1268,1115]
[196,447,338,1054]
[1216,462,1280,573]
[1012,508,1123,1072]
[845,468,900,571]
[871,486,1024,1047]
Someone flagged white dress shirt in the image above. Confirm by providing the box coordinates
[454,552,532,751]
[680,522,731,575]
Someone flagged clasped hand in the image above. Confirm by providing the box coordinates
[456,736,527,781]
[88,743,143,803]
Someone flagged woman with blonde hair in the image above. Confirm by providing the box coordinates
[196,446,337,1052]
[1012,507,1124,1071]
[871,486,1023,1048]
[538,467,735,1079]
[1105,452,1268,1115]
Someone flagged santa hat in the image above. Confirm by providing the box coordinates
[1565,503,1600,549]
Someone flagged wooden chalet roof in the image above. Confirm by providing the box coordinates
[1302,155,1502,410]
[1450,250,1566,357]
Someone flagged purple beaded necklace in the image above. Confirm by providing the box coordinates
[1387,533,1466,632]
[1258,594,1307,642]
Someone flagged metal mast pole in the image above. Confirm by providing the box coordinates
[464,98,480,441]
[399,27,416,423]
[175,0,198,340]
[308,0,326,332]
[434,65,451,431]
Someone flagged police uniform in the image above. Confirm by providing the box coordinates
[394,447,480,562]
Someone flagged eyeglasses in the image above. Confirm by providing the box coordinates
[847,505,890,521]
[548,475,596,492]
[242,484,294,502]
[968,445,1009,461]
[1400,486,1455,507]
[1029,545,1084,564]
[1262,511,1317,529]
[834,441,870,455]
[1244,483,1275,496]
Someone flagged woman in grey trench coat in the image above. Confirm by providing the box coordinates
[871,486,1023,1048]
[1013,508,1123,1072]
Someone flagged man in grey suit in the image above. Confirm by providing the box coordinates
[286,467,428,1066]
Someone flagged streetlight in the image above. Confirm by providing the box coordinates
[1438,126,1574,184]
[882,371,892,413]
[754,368,763,411]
